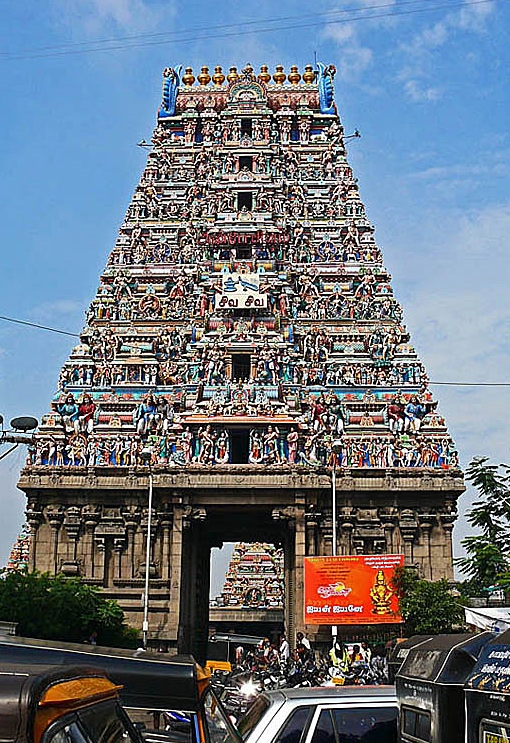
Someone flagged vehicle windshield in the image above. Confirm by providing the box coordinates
[202,688,242,743]
[43,700,140,743]
[236,696,271,740]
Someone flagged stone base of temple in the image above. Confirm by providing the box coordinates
[19,463,463,657]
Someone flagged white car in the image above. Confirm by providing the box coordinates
[237,686,398,743]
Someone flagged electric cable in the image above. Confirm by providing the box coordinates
[0,313,509,388]
[0,0,498,61]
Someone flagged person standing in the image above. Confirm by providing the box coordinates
[279,634,290,666]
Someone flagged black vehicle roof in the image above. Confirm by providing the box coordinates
[466,630,510,694]
[397,632,494,685]
[0,636,200,711]
[0,663,113,743]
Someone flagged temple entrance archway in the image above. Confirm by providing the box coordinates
[177,505,293,664]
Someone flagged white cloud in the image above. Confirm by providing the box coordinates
[403,79,441,102]
[52,0,173,35]
[323,22,373,79]
[398,0,496,101]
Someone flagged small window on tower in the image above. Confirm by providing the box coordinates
[241,119,252,136]
[232,354,251,380]
[239,156,253,172]
[237,192,253,211]
[231,430,250,464]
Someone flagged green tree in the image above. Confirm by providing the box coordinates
[457,457,510,595]
[0,571,138,647]
[393,566,463,635]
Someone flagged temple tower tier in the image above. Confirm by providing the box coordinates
[18,62,464,653]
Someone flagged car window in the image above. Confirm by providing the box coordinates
[274,707,313,743]
[44,721,89,743]
[237,695,271,740]
[310,710,335,743]
[78,701,140,743]
[202,688,242,743]
[330,706,398,743]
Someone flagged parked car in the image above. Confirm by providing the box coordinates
[0,662,142,743]
[237,686,398,743]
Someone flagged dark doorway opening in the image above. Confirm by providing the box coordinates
[231,429,250,464]
[232,353,251,380]
[239,156,253,172]
[241,119,252,137]
[236,244,252,260]
[237,192,253,211]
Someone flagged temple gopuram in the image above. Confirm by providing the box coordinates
[18,62,464,656]
[212,542,284,609]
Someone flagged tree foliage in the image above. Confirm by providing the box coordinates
[0,571,138,647]
[457,457,510,594]
[393,567,463,635]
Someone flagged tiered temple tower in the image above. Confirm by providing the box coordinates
[212,542,284,609]
[18,62,464,656]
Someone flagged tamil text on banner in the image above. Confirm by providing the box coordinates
[304,554,404,625]
[215,272,267,309]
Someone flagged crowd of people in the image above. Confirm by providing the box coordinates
[233,632,389,684]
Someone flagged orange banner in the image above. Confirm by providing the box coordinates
[304,554,404,625]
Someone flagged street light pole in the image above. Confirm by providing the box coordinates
[141,449,153,650]
[331,440,342,642]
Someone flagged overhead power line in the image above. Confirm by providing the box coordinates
[0,314,509,388]
[0,315,79,338]
[0,0,498,61]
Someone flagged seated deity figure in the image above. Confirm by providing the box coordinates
[388,397,405,433]
[404,396,426,433]
[135,393,158,435]
[78,394,95,435]
[58,393,80,434]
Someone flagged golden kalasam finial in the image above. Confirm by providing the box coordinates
[182,67,195,86]
[273,64,286,84]
[288,65,301,84]
[197,66,211,86]
[303,64,315,84]
[212,66,225,86]
[227,66,239,83]
[258,65,271,84]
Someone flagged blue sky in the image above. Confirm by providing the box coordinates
[0,0,509,579]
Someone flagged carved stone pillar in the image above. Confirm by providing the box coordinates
[83,509,100,579]
[113,538,125,580]
[25,501,42,572]
[399,510,418,566]
[94,536,106,585]
[170,502,184,643]
[160,514,173,582]
[122,507,141,580]
[46,506,63,575]
[440,514,456,581]
[305,505,320,556]
[419,514,436,579]
[379,509,397,555]
[352,538,365,555]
